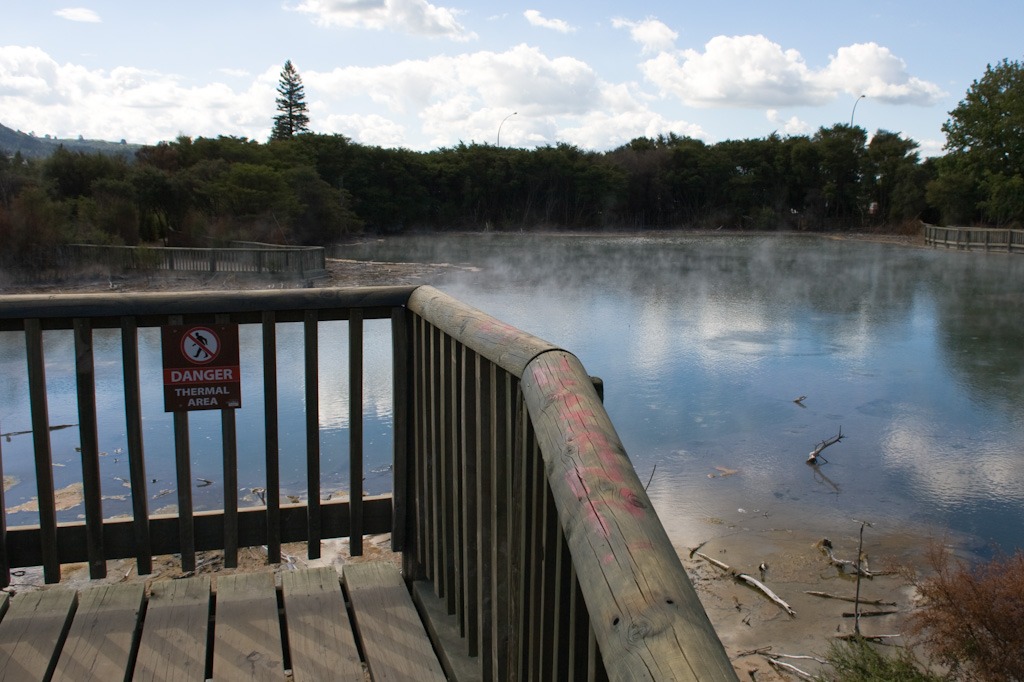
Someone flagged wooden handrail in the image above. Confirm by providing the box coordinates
[401,285,738,682]
[0,284,737,681]
[523,351,736,681]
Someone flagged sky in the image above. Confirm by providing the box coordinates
[2,1,1021,157]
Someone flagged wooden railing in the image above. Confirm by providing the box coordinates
[57,243,328,277]
[924,224,1024,253]
[0,286,737,682]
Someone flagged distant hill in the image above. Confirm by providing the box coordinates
[0,122,143,159]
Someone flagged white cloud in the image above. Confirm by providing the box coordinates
[524,10,575,34]
[0,46,274,143]
[613,17,677,54]
[819,43,945,105]
[309,44,601,118]
[641,35,943,110]
[766,109,810,136]
[309,44,701,150]
[219,68,251,78]
[289,0,476,41]
[54,8,101,23]
[320,112,407,147]
[642,34,831,108]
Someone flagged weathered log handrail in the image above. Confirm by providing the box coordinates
[0,284,737,682]
[403,286,736,681]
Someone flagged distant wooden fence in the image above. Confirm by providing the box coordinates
[924,224,1024,253]
[57,243,327,278]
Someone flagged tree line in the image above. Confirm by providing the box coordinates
[1,58,1021,268]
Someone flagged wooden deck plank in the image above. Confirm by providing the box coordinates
[344,562,446,682]
[0,589,75,682]
[212,572,283,682]
[133,576,211,682]
[281,567,363,682]
[50,583,144,682]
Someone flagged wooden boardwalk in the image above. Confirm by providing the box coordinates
[0,564,446,682]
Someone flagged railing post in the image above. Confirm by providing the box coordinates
[73,317,106,579]
[25,319,61,584]
[349,309,364,556]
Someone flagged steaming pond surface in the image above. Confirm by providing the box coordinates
[2,234,1023,556]
[346,233,1024,555]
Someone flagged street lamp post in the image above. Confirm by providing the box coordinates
[497,112,517,146]
[850,94,866,128]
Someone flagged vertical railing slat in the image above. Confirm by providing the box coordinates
[222,407,238,568]
[215,313,238,569]
[452,342,465,631]
[0,414,8,587]
[490,368,511,682]
[168,315,195,572]
[121,316,152,574]
[172,410,194,571]
[414,315,432,581]
[305,310,322,559]
[348,309,364,557]
[474,352,492,679]
[430,323,442,592]
[25,319,60,584]
[461,347,479,656]
[391,307,409,557]
[73,317,105,579]
[262,311,281,564]
[552,518,572,680]
[507,386,527,681]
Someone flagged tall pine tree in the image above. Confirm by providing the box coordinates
[272,60,310,140]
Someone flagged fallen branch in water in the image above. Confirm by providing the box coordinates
[804,591,896,606]
[694,552,796,616]
[843,610,899,618]
[806,426,844,464]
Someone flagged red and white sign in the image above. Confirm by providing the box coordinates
[161,324,241,412]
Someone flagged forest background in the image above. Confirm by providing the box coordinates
[1,57,1021,270]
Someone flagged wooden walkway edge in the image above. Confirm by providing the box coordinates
[0,564,447,682]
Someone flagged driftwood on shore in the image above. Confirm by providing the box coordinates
[804,590,896,606]
[694,552,796,616]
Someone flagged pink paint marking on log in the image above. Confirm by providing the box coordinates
[619,489,647,518]
[561,408,597,432]
[576,466,623,483]
[584,503,611,539]
[597,447,622,467]
[602,553,616,564]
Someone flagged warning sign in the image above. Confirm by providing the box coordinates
[161,324,241,412]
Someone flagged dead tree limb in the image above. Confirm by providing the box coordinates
[694,552,796,616]
[806,426,844,464]
[803,591,896,606]
[766,657,816,681]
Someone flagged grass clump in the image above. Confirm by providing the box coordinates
[816,637,945,682]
